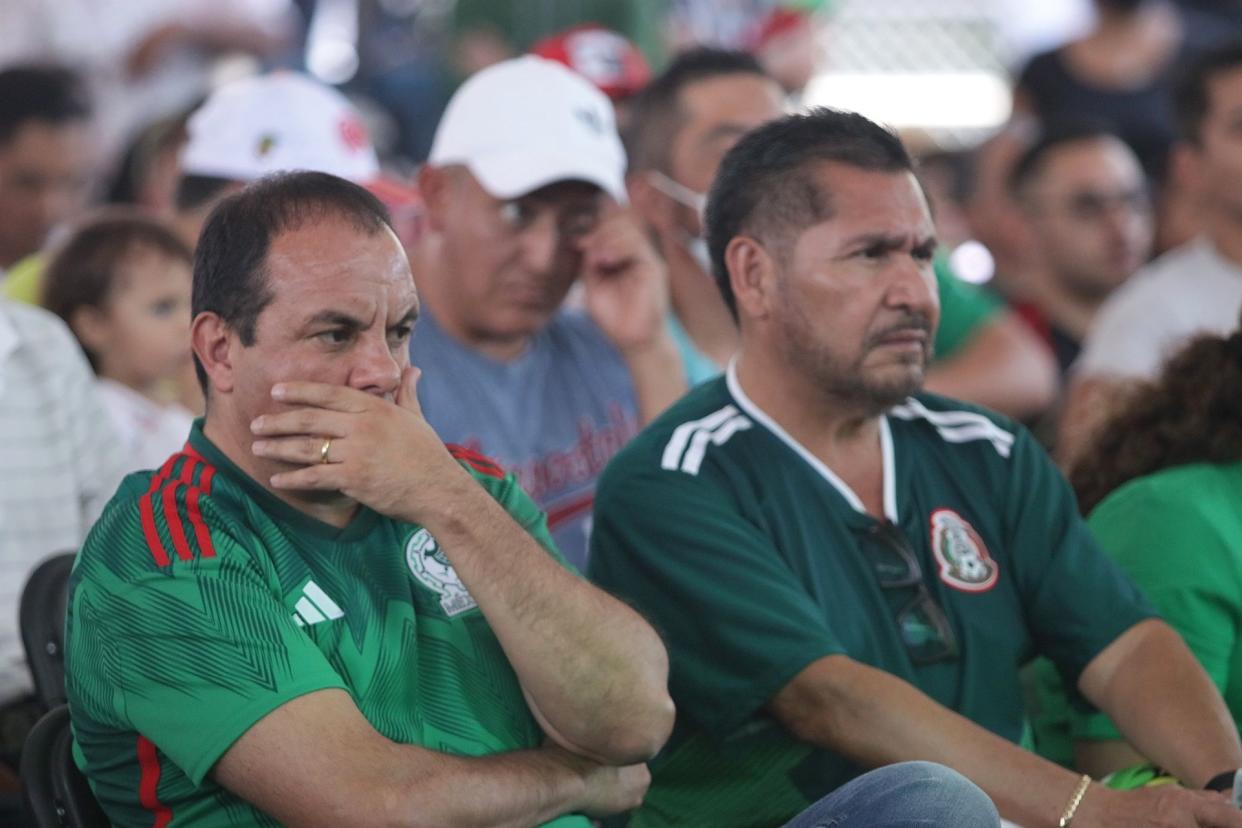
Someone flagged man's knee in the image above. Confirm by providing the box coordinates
[876,761,999,827]
[785,761,999,828]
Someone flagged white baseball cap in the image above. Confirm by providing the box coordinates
[429,56,627,202]
[180,71,380,183]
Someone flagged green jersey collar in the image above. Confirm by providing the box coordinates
[724,358,899,523]
[187,418,382,541]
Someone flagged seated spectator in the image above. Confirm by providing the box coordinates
[171,70,388,250]
[0,0,295,166]
[411,56,683,570]
[1007,121,1153,379]
[65,171,674,826]
[0,297,124,776]
[1013,0,1221,188]
[1062,42,1242,466]
[0,65,95,296]
[42,209,196,471]
[589,108,1242,828]
[531,23,652,130]
[625,48,1058,417]
[1033,315,1242,779]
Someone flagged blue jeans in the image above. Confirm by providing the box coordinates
[782,761,1000,827]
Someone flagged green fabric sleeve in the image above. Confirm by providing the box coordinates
[1073,477,1240,741]
[459,455,579,575]
[588,462,845,739]
[933,255,1002,359]
[1002,429,1157,689]
[68,500,349,786]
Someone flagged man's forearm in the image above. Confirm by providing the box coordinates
[417,479,674,763]
[1080,620,1242,787]
[622,330,688,425]
[385,744,601,828]
[772,656,1098,827]
[924,314,1058,420]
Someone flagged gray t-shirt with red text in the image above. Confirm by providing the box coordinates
[410,309,638,570]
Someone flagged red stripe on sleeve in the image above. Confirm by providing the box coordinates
[447,445,506,479]
[186,463,216,558]
[161,482,195,562]
[138,497,170,567]
[136,735,173,828]
[138,457,180,567]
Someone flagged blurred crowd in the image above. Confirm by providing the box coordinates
[2,0,1242,826]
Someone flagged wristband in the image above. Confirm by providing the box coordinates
[1059,774,1091,827]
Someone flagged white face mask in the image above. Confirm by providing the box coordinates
[687,236,713,278]
[648,170,712,277]
[647,170,707,222]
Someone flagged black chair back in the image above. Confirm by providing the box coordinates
[19,553,75,710]
[20,705,108,828]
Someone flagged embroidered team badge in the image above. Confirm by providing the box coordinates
[929,509,999,593]
[406,529,478,616]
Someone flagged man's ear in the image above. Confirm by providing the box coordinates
[726,235,778,322]
[191,312,236,395]
[417,165,452,234]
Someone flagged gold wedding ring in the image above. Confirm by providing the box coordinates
[320,437,332,464]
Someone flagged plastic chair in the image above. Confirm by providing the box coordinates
[19,554,75,710]
[19,705,108,828]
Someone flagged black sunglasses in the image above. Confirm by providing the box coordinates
[858,520,959,666]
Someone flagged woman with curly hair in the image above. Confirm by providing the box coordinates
[1049,311,1242,776]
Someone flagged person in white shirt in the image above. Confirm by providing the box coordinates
[0,297,125,764]
[1062,42,1242,465]
[42,209,195,471]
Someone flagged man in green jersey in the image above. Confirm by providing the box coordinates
[623,47,1057,415]
[63,171,676,826]
[589,109,1242,828]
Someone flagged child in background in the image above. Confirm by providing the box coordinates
[42,209,195,472]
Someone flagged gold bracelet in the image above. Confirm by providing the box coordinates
[1059,774,1092,827]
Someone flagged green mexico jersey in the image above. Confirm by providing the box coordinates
[932,254,1001,360]
[65,420,590,828]
[1029,461,1242,755]
[588,368,1154,828]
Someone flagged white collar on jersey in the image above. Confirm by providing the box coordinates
[725,357,899,522]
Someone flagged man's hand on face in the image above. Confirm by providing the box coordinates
[249,366,472,525]
[578,205,671,355]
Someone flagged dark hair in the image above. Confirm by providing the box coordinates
[108,109,192,206]
[1070,320,1242,514]
[1007,119,1123,198]
[42,208,193,370]
[1174,41,1242,145]
[623,48,768,174]
[192,171,393,390]
[0,64,91,145]
[705,107,914,319]
[176,174,237,212]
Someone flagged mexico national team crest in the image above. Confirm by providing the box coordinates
[929,509,999,593]
[406,529,478,617]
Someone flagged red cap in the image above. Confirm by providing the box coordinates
[750,7,813,51]
[531,24,651,101]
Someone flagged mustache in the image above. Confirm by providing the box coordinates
[865,312,934,346]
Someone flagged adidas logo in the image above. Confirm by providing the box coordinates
[660,405,752,476]
[291,580,344,627]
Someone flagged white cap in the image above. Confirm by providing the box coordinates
[429,56,627,202]
[180,71,380,183]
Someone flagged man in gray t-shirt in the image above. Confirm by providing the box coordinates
[409,56,684,569]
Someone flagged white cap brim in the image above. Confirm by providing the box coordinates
[459,149,627,204]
